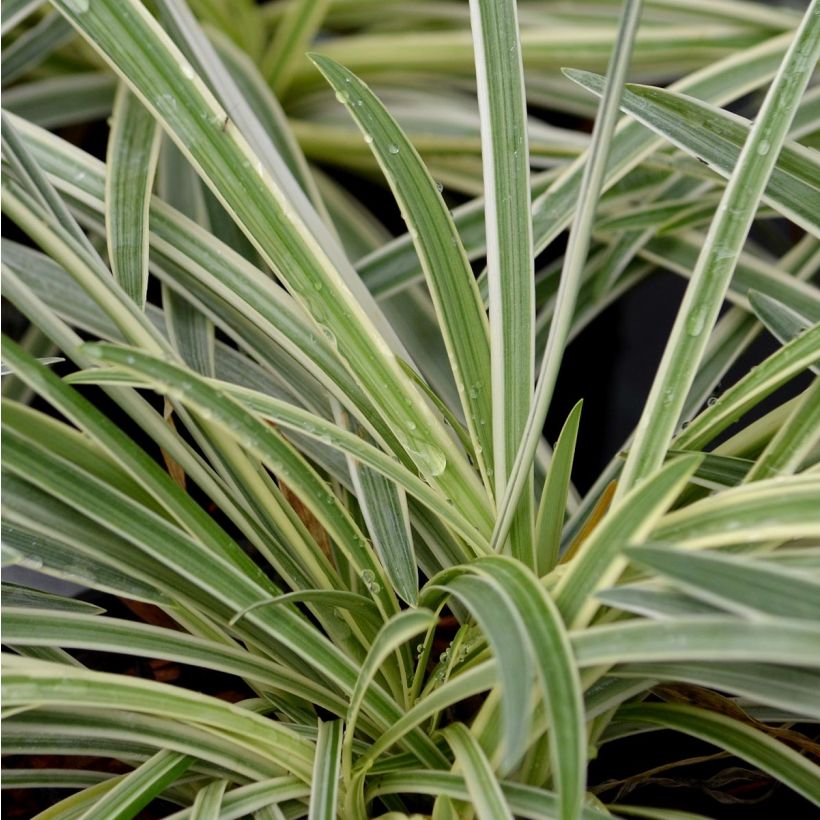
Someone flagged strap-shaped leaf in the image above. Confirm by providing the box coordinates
[442,723,514,820]
[675,322,820,450]
[312,55,494,491]
[355,36,792,299]
[470,556,586,820]
[535,398,582,576]
[49,0,488,518]
[190,779,227,820]
[367,769,612,820]
[338,413,419,605]
[342,608,438,797]
[0,583,103,614]
[617,2,820,493]
[308,719,343,820]
[744,378,820,480]
[555,454,700,628]
[79,342,399,615]
[104,85,160,309]
[616,702,820,806]
[0,608,349,718]
[2,656,315,779]
[652,475,820,547]
[78,749,193,820]
[567,71,820,237]
[491,0,642,554]
[627,546,820,620]
[262,0,328,95]
[749,290,820,366]
[423,571,534,775]
[613,662,820,721]
[573,617,820,668]
[470,0,534,560]
[0,10,74,85]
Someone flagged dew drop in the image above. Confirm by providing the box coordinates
[182,63,195,80]
[334,91,347,104]
[387,144,400,155]
[756,140,770,156]
[405,441,447,478]
[686,305,708,337]
[363,133,374,144]
[319,325,337,347]
[64,0,89,12]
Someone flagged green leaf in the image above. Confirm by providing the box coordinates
[49,0,488,523]
[422,570,534,775]
[311,55,494,491]
[555,454,700,628]
[3,655,316,779]
[367,770,612,820]
[744,378,820,480]
[0,583,104,615]
[617,2,820,494]
[627,545,820,620]
[573,617,820,669]
[675,322,820,451]
[337,409,419,606]
[749,290,820,367]
[263,0,328,95]
[613,662,820,721]
[1,0,45,36]
[470,0,534,561]
[105,85,161,309]
[308,720,343,820]
[566,71,820,237]
[77,749,193,820]
[492,0,642,556]
[0,608,350,718]
[441,723,514,820]
[0,10,74,86]
[190,779,228,820]
[652,475,820,547]
[535,400,582,575]
[342,608,437,808]
[1,356,63,375]
[616,702,820,806]
[470,556,586,820]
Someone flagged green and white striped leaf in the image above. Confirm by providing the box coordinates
[312,55,494,490]
[627,546,820,620]
[618,2,820,493]
[555,454,700,628]
[566,71,820,237]
[190,779,228,820]
[105,85,161,309]
[534,401,583,575]
[78,749,193,820]
[615,702,820,806]
[749,290,820,375]
[442,723,514,820]
[308,720,343,820]
[49,0,488,523]
[470,0,534,561]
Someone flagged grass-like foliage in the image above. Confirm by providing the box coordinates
[2,0,820,817]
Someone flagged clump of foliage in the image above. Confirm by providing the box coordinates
[2,0,819,818]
